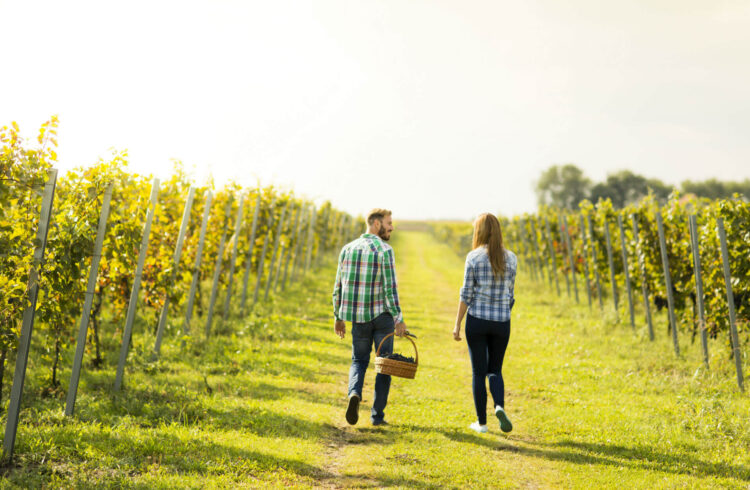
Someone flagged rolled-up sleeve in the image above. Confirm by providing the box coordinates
[332,248,345,320]
[459,256,475,306]
[509,255,517,310]
[382,248,403,324]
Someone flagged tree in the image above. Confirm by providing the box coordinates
[589,171,671,208]
[534,164,591,210]
[681,179,750,200]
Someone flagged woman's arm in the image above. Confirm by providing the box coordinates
[455,255,475,341]
[453,300,469,341]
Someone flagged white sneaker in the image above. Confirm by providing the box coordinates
[469,421,488,433]
[495,406,513,433]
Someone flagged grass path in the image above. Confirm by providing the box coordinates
[321,230,750,488]
[2,230,749,488]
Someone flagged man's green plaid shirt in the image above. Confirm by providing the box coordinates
[332,233,403,324]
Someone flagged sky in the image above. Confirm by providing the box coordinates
[2,0,750,220]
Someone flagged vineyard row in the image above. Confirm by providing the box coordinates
[430,194,750,392]
[1,119,357,459]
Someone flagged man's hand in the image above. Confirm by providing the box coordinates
[335,320,346,339]
[452,324,462,341]
[395,321,407,337]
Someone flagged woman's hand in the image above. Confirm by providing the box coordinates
[452,324,462,341]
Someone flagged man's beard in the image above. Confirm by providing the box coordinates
[378,228,390,241]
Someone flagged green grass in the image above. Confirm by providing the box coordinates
[1,230,749,488]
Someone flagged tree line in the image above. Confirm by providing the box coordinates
[535,164,750,209]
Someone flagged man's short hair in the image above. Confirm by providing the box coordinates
[366,208,392,225]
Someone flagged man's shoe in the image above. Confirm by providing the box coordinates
[372,419,388,426]
[469,421,488,433]
[495,406,513,433]
[346,394,360,425]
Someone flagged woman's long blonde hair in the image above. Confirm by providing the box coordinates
[472,213,506,278]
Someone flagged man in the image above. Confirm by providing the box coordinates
[332,208,407,426]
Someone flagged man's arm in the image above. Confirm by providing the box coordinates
[333,248,346,338]
[382,248,405,335]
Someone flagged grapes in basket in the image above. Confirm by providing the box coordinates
[385,353,415,363]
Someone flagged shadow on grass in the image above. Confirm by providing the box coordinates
[2,428,335,486]
[406,424,750,483]
[546,439,750,482]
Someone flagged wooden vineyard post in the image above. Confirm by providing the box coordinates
[544,217,561,296]
[688,215,709,368]
[656,211,680,356]
[579,215,593,309]
[563,215,579,304]
[632,214,654,340]
[530,219,549,289]
[184,191,212,343]
[114,179,160,392]
[717,218,744,392]
[603,217,619,314]
[586,214,604,310]
[617,214,635,330]
[282,204,303,291]
[153,187,196,357]
[3,169,57,460]
[66,182,113,417]
[289,204,308,285]
[273,244,285,293]
[516,220,532,281]
[222,194,245,322]
[558,213,571,299]
[304,206,316,276]
[205,199,233,337]
[314,207,329,269]
[240,193,261,313]
[253,197,277,306]
[265,203,288,301]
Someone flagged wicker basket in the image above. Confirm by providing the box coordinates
[374,333,418,379]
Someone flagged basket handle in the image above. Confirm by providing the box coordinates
[376,332,418,365]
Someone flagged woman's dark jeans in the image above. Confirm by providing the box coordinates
[349,312,394,423]
[465,314,511,425]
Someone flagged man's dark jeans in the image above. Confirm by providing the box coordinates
[348,312,394,423]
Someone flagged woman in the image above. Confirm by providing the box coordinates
[453,213,517,434]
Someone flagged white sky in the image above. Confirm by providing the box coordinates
[2,0,750,220]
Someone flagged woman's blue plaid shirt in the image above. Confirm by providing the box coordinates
[459,247,517,322]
